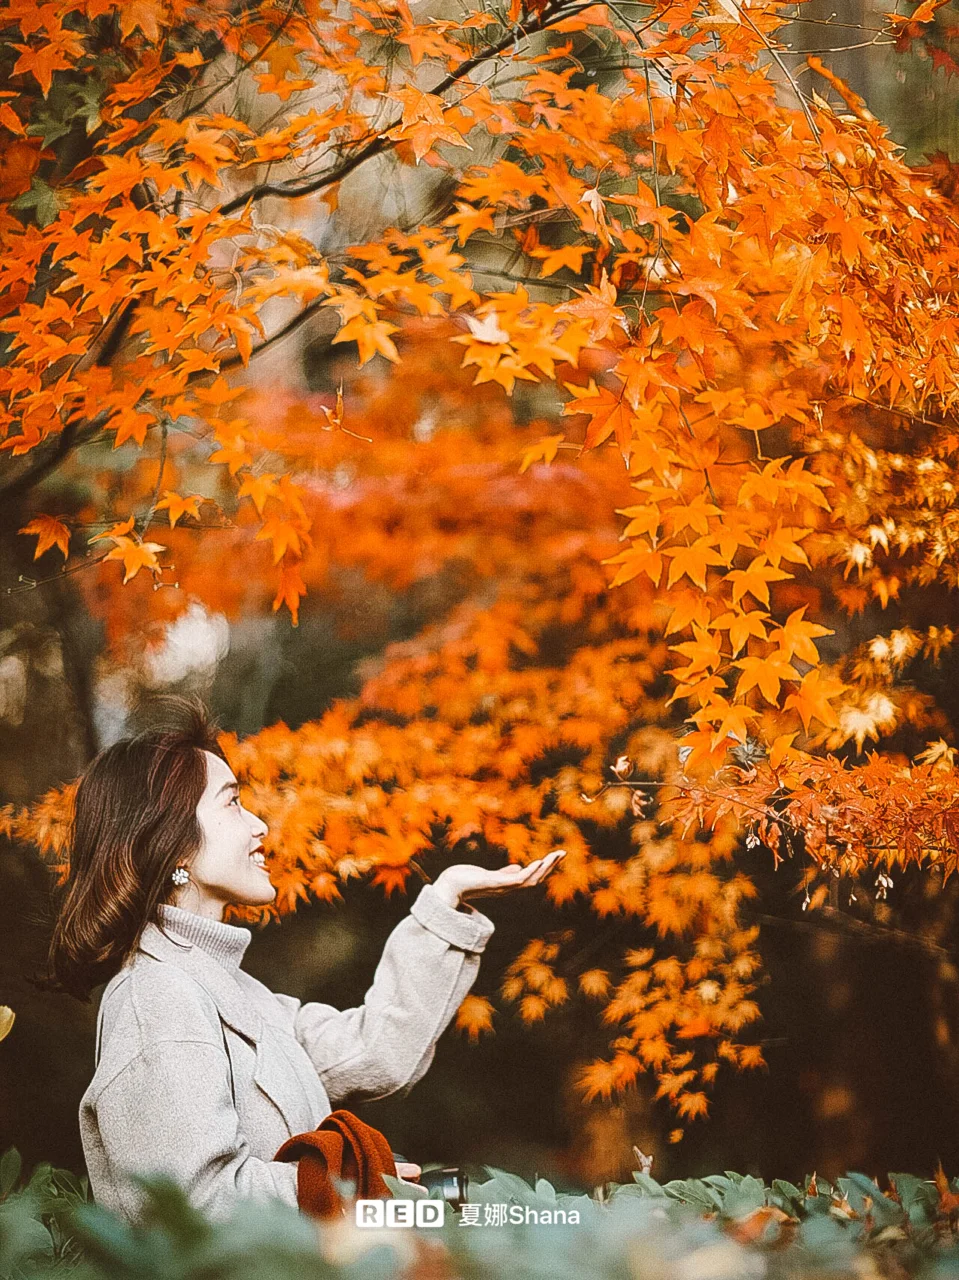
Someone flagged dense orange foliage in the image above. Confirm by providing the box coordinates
[3,0,959,1120]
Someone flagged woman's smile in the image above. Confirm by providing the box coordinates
[172,752,275,917]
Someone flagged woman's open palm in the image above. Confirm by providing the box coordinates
[433,850,565,906]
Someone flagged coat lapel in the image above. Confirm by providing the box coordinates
[138,922,263,1043]
[137,922,314,1135]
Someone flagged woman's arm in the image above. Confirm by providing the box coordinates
[289,883,494,1106]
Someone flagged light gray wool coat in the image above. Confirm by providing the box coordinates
[79,886,494,1223]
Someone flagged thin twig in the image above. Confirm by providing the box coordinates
[220,296,328,369]
[4,552,112,596]
[219,1,595,215]
[740,8,825,153]
[181,0,300,122]
[140,421,169,534]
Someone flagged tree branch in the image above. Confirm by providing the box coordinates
[757,908,954,960]
[0,0,594,500]
[140,421,169,534]
[220,296,328,369]
[0,421,81,504]
[183,0,300,123]
[219,1,595,216]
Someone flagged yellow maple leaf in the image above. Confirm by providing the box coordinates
[154,491,203,528]
[915,739,957,770]
[331,316,400,366]
[726,555,792,606]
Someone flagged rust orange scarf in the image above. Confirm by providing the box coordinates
[275,1109,398,1220]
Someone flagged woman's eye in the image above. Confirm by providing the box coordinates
[230,794,241,807]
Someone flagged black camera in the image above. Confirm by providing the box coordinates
[418,1167,470,1209]
[392,1155,470,1210]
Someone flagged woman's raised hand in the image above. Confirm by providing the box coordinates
[432,850,566,908]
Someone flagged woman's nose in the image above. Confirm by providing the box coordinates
[246,808,268,839]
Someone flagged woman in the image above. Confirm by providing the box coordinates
[46,700,563,1223]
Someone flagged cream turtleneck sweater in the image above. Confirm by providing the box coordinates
[156,903,253,970]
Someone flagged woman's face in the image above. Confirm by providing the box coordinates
[173,750,274,919]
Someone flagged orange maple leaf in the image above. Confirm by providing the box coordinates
[11,28,85,96]
[769,608,833,664]
[784,669,846,731]
[117,0,166,41]
[558,270,626,342]
[734,653,799,705]
[455,994,495,1043]
[563,379,633,453]
[712,609,770,656]
[209,435,254,475]
[664,538,726,590]
[603,543,664,587]
[272,559,307,625]
[108,406,155,449]
[102,537,167,584]
[532,244,590,278]
[386,86,472,163]
[19,515,70,560]
[707,700,760,748]
[237,473,279,515]
[256,516,304,564]
[519,433,565,473]
[194,376,245,410]
[726,555,792,606]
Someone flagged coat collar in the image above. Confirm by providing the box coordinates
[138,921,263,1044]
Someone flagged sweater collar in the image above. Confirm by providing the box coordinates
[155,904,252,972]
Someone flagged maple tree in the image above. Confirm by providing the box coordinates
[4,0,959,1127]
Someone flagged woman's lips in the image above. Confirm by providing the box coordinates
[250,848,266,868]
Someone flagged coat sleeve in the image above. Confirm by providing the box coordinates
[290,883,494,1106]
[85,974,299,1223]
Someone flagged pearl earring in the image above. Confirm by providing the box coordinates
[171,866,190,887]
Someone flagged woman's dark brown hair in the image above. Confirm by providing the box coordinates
[45,695,227,1001]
